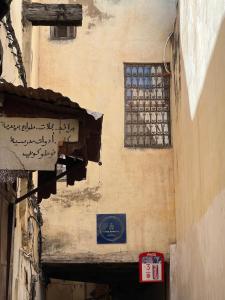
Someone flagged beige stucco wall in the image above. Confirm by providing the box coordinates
[30,26,40,88]
[23,23,40,88]
[171,1,225,299]
[40,0,176,263]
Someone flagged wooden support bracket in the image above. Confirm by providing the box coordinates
[23,3,82,26]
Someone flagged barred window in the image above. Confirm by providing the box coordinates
[124,63,171,148]
[50,26,76,40]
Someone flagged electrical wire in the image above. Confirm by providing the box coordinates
[163,32,174,73]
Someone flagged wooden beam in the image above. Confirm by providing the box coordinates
[23,3,82,26]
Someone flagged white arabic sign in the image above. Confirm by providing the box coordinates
[0,117,79,170]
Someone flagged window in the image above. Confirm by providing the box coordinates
[124,63,171,148]
[57,154,66,181]
[50,26,76,40]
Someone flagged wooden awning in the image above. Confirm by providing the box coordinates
[0,82,102,163]
[0,82,103,202]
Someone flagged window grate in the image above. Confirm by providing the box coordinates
[50,26,76,40]
[124,63,171,148]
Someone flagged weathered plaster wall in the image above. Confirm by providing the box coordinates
[29,26,40,88]
[39,0,176,263]
[171,1,225,299]
[23,20,40,87]
[12,179,43,300]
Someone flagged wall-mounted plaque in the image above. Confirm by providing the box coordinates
[97,214,126,244]
[139,252,164,283]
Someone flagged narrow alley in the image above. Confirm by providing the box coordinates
[0,0,225,299]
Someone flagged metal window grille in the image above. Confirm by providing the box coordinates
[124,63,171,148]
[50,26,76,40]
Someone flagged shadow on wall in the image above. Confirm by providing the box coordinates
[173,15,225,223]
[49,186,101,208]
[52,186,101,208]
[172,14,225,300]
[42,231,74,254]
[68,0,122,34]
[69,0,120,23]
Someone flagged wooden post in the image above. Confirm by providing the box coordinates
[23,3,82,26]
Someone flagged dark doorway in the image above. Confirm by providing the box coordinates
[43,262,169,300]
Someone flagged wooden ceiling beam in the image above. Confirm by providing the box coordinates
[23,3,82,26]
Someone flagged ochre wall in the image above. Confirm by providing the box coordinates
[171,1,225,299]
[39,0,176,263]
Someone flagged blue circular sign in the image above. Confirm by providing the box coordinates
[97,214,126,244]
